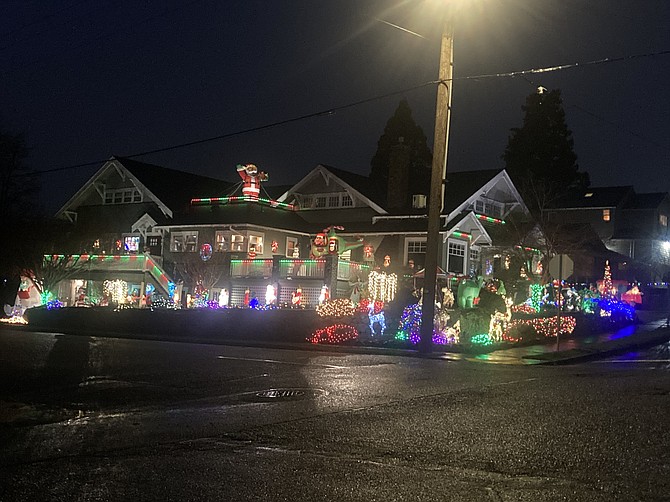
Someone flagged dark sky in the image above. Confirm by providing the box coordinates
[2,0,669,214]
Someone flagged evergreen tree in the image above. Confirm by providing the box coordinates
[370,100,432,205]
[503,88,589,213]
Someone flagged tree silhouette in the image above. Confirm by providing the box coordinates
[503,88,589,214]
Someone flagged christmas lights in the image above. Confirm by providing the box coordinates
[190,196,296,211]
[474,213,505,225]
[470,333,494,345]
[307,324,359,344]
[316,298,355,318]
[367,302,386,336]
[104,279,128,304]
[503,315,576,342]
[367,271,397,302]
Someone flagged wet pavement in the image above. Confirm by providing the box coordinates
[468,314,670,365]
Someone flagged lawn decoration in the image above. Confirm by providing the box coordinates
[310,226,364,258]
[236,163,268,199]
[457,276,483,309]
[367,301,386,336]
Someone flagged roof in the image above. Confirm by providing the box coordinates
[319,165,383,205]
[552,186,634,209]
[623,192,669,210]
[162,201,313,233]
[115,157,235,214]
[444,169,504,214]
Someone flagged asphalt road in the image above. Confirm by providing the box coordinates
[1,327,669,501]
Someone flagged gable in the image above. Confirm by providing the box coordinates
[445,170,529,223]
[278,165,387,214]
[55,158,172,221]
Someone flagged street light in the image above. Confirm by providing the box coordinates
[418,15,454,353]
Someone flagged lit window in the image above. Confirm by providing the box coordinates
[660,214,668,227]
[585,192,593,198]
[214,231,228,252]
[286,237,298,257]
[231,234,245,252]
[170,231,198,252]
[248,233,264,254]
[123,235,140,252]
[413,194,426,209]
[602,209,611,221]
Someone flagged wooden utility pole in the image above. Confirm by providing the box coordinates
[419,20,454,353]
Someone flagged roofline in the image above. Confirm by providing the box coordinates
[54,157,173,219]
[153,222,312,237]
[278,165,388,215]
[445,169,529,223]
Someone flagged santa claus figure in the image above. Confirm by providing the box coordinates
[236,163,268,199]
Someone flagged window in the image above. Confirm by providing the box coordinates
[328,195,340,207]
[316,196,327,208]
[447,240,466,274]
[170,231,198,252]
[342,194,353,207]
[123,235,141,252]
[405,238,426,270]
[302,196,313,209]
[660,214,668,227]
[248,233,264,255]
[602,209,611,222]
[231,234,245,252]
[104,188,142,205]
[475,200,484,213]
[147,236,160,247]
[412,194,426,209]
[286,237,299,257]
[215,231,228,252]
[469,247,480,275]
[300,192,353,209]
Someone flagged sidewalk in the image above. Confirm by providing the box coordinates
[468,312,670,365]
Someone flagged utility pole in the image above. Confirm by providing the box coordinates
[419,19,454,353]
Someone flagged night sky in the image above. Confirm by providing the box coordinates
[2,0,669,214]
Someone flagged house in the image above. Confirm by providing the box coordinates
[545,186,670,282]
[51,156,539,307]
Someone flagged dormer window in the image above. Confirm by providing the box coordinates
[299,192,354,209]
[104,188,142,205]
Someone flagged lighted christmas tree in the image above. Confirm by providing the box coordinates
[602,260,615,300]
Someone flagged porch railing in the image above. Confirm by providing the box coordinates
[230,259,273,278]
[337,259,370,281]
[278,259,326,279]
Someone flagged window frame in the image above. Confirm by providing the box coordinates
[170,231,198,253]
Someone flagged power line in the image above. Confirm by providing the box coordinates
[19,49,670,178]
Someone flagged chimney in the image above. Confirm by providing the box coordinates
[386,138,410,210]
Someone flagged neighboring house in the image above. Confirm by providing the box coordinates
[545,187,670,282]
[52,156,539,306]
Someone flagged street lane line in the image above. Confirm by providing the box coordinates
[216,355,347,369]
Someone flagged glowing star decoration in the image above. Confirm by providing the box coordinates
[367,271,397,303]
[319,285,330,304]
[265,284,277,305]
[103,280,128,304]
[200,243,213,262]
[218,288,229,307]
[367,302,386,336]
[236,163,268,200]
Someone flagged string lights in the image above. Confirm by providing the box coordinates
[307,324,359,344]
[367,271,397,302]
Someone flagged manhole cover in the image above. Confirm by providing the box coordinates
[256,389,305,399]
